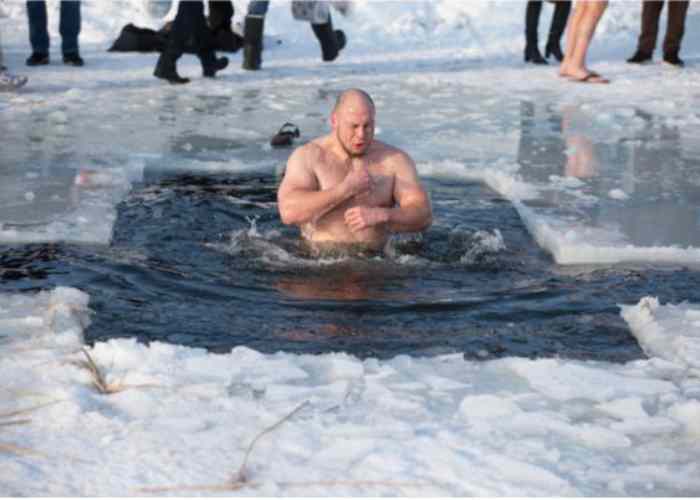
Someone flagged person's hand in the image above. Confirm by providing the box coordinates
[342,158,373,197]
[344,206,388,232]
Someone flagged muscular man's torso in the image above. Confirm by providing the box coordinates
[301,139,396,251]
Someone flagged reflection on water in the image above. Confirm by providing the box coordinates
[517,100,700,248]
[562,106,599,180]
[276,267,410,302]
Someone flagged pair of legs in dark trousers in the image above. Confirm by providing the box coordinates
[628,0,689,65]
[242,0,346,70]
[525,1,571,64]
[154,1,228,84]
[26,1,82,65]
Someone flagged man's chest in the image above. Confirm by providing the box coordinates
[317,163,394,205]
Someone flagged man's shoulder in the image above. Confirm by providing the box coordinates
[290,136,330,162]
[373,141,414,168]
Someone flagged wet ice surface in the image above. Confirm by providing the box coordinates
[2,0,700,495]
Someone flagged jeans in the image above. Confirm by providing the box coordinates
[247,1,269,17]
[26,1,81,55]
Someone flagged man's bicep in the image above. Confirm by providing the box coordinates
[393,157,429,207]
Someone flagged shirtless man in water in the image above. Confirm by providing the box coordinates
[277,89,432,253]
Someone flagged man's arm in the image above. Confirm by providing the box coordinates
[344,152,432,233]
[278,145,372,226]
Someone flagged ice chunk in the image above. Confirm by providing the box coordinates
[596,397,648,420]
[668,400,700,437]
[608,189,629,200]
[459,394,521,418]
[621,297,700,371]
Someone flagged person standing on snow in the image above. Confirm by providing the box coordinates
[153,0,229,84]
[25,0,84,66]
[524,1,571,64]
[241,0,347,71]
[627,0,689,67]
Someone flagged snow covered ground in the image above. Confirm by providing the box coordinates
[2,0,700,496]
[1,287,699,496]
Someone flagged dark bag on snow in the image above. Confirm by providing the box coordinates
[107,23,168,52]
[108,22,242,54]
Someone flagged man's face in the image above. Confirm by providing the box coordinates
[332,102,375,158]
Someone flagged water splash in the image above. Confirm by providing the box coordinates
[460,229,506,264]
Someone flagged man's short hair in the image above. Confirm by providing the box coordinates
[334,88,375,113]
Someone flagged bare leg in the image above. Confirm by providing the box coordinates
[559,0,585,76]
[559,0,608,81]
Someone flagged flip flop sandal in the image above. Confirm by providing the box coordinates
[572,72,610,84]
[270,122,300,147]
[560,70,602,80]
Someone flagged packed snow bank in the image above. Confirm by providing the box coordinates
[2,288,700,496]
[622,297,700,375]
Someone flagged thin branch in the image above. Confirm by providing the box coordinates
[0,400,62,420]
[0,442,48,458]
[77,348,112,394]
[0,419,31,427]
[235,400,309,483]
[73,348,159,395]
[136,479,425,495]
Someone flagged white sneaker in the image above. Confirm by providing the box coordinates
[0,68,28,91]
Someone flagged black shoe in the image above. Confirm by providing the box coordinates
[63,53,84,67]
[545,40,564,62]
[154,52,190,84]
[311,19,345,62]
[524,45,547,65]
[335,30,346,52]
[26,53,49,66]
[663,53,684,67]
[203,56,228,77]
[270,122,300,148]
[627,51,652,64]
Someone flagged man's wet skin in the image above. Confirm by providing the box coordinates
[277,88,432,252]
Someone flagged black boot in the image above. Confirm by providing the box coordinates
[242,15,264,71]
[545,1,571,61]
[627,50,653,64]
[154,49,190,84]
[311,16,346,62]
[525,44,547,64]
[544,39,563,62]
[663,52,684,67]
[200,51,229,77]
[524,1,548,64]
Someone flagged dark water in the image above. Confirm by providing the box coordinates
[4,167,700,362]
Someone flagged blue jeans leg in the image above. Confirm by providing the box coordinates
[247,0,269,17]
[60,0,81,55]
[26,1,49,54]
